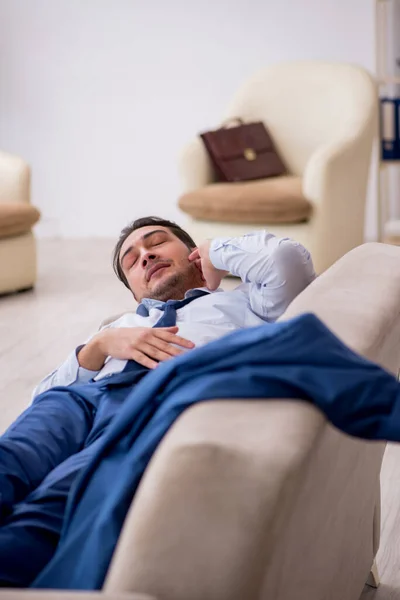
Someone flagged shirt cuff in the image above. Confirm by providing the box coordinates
[209,238,231,271]
[76,366,99,383]
[75,345,100,382]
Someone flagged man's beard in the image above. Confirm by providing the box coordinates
[146,263,202,302]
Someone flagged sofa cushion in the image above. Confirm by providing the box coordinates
[178,175,312,224]
[0,203,41,239]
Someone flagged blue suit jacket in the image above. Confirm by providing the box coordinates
[33,313,400,589]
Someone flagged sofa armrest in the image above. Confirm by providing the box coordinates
[0,150,30,205]
[0,592,156,600]
[106,400,383,600]
[178,138,216,192]
[105,399,326,600]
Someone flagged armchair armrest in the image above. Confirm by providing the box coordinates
[178,137,215,192]
[302,94,377,264]
[0,150,30,205]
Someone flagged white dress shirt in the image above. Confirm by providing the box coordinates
[33,231,316,398]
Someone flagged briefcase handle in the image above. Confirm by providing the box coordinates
[221,117,244,129]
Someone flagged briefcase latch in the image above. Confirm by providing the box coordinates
[244,148,257,161]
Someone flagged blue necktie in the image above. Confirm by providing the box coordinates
[136,290,209,328]
[103,290,211,381]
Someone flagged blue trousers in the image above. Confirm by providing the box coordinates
[0,363,149,587]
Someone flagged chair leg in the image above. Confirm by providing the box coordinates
[366,559,380,588]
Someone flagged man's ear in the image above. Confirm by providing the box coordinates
[193,258,206,282]
[188,247,199,262]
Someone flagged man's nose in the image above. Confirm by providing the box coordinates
[142,253,157,268]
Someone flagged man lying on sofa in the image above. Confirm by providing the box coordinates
[0,215,316,587]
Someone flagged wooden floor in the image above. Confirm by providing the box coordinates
[1,239,400,598]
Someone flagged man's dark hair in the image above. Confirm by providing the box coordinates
[112,216,197,289]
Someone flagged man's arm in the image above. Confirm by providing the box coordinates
[32,341,102,399]
[33,325,194,398]
[4,327,191,515]
[192,231,316,322]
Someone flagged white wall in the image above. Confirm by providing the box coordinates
[0,0,376,238]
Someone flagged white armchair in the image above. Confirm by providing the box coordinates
[0,151,39,295]
[179,62,378,274]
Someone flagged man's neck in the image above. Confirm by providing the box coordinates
[140,286,212,304]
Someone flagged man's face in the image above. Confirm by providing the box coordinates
[119,225,203,302]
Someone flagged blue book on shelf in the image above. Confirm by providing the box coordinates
[380,98,400,160]
[397,98,400,159]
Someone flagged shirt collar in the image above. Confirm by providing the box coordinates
[138,287,222,313]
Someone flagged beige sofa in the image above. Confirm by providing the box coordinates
[2,242,400,600]
[0,151,40,295]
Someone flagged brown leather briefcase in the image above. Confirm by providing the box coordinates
[200,118,286,182]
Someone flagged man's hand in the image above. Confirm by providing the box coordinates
[78,326,195,371]
[189,241,228,291]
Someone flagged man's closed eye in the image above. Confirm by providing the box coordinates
[127,257,138,270]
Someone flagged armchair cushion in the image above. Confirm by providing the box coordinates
[178,175,312,224]
[0,203,40,239]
